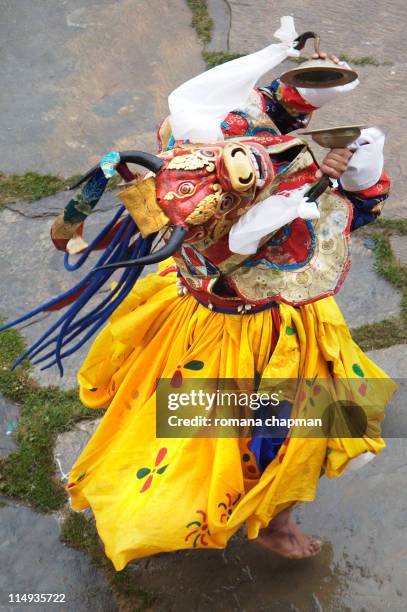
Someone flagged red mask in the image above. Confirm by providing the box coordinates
[155,140,275,235]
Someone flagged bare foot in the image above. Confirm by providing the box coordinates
[256,517,322,560]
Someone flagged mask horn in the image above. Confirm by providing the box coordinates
[69,151,164,190]
[93,225,188,272]
[119,151,164,173]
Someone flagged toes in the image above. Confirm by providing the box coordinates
[256,531,322,560]
[287,551,305,560]
[308,538,322,555]
[288,544,318,559]
[300,545,319,559]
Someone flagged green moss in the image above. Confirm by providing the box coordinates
[351,221,407,350]
[374,235,407,293]
[0,325,101,512]
[203,51,244,68]
[286,54,391,67]
[61,512,156,610]
[0,172,77,208]
[60,512,104,564]
[374,217,407,235]
[338,54,392,67]
[352,318,407,351]
[186,0,213,45]
[0,171,120,210]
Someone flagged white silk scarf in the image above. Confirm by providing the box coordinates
[168,16,300,143]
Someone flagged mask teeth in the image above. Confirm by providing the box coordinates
[249,148,267,188]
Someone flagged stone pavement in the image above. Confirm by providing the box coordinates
[1,0,407,611]
[335,235,401,328]
[0,501,117,612]
[0,191,157,389]
[54,419,100,480]
[0,0,204,176]
[218,0,407,220]
[0,1,203,610]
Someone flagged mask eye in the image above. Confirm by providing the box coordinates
[178,182,195,195]
[220,193,238,212]
[200,149,216,158]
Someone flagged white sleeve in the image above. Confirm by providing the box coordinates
[229,187,320,255]
[168,16,300,143]
[297,62,359,107]
[340,127,385,192]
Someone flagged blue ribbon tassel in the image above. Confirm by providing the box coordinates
[0,175,157,376]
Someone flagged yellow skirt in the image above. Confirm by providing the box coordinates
[67,267,395,570]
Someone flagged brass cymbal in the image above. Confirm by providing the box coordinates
[298,125,368,148]
[280,57,358,89]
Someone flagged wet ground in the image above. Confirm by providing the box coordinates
[1,0,407,611]
[0,0,204,175]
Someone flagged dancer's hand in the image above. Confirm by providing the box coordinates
[316,148,353,180]
[311,51,341,63]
